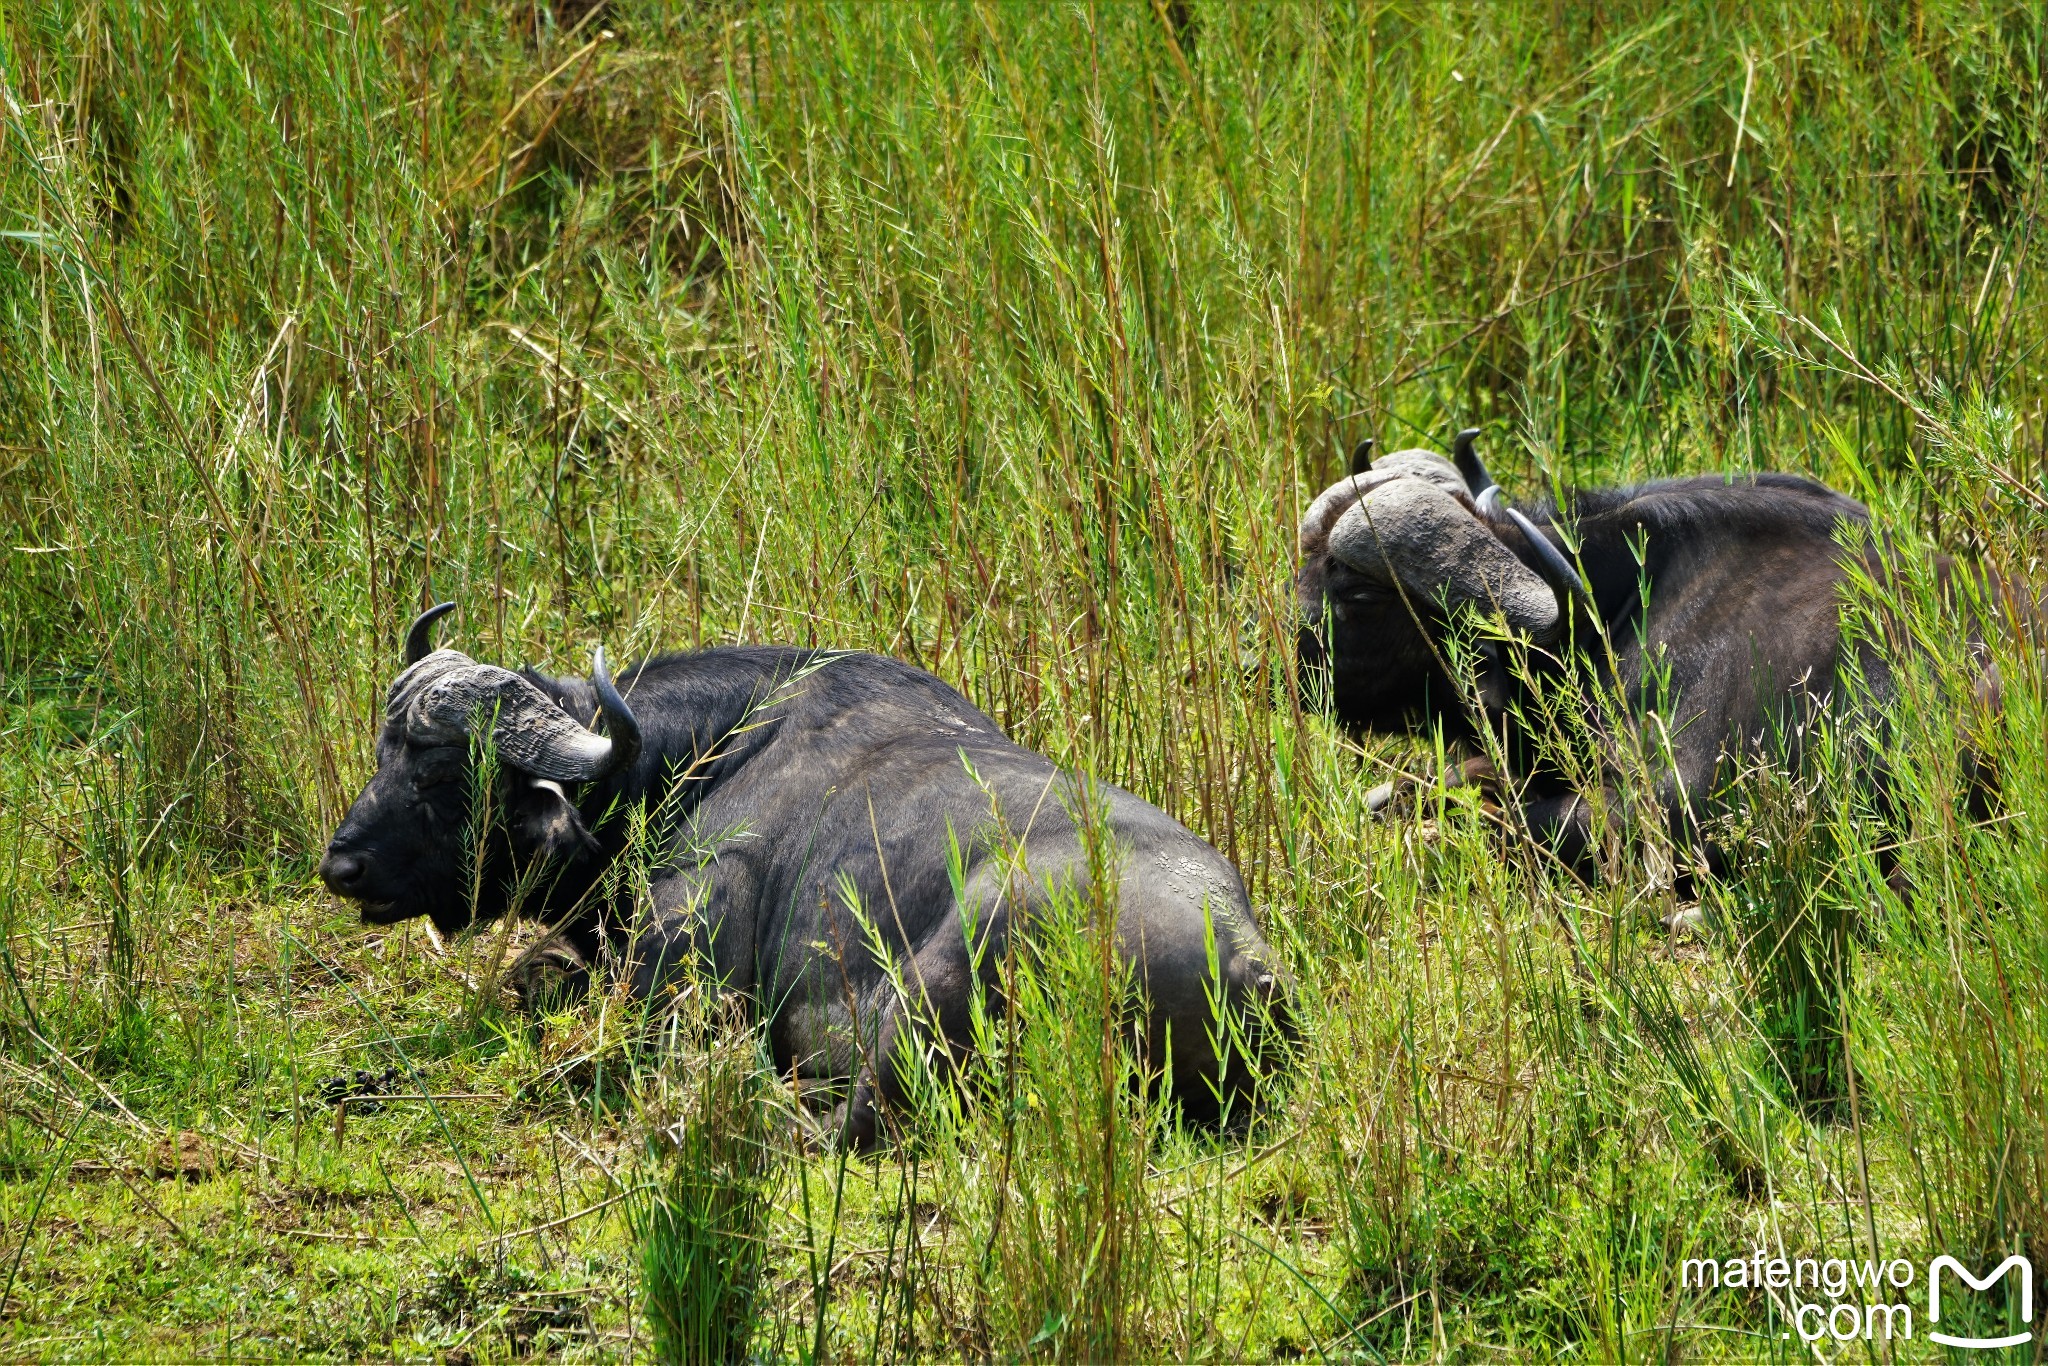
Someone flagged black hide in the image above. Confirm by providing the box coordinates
[1297,469,2017,873]
[324,645,1291,1146]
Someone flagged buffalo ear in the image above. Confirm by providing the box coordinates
[512,778,599,863]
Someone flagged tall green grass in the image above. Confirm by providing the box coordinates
[631,1001,781,1365]
[2,0,2046,1357]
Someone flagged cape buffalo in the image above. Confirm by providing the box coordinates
[1293,430,2020,877]
[321,605,1291,1146]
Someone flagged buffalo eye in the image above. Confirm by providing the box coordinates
[1339,574,1392,601]
[1320,561,1382,596]
[1326,586,1380,618]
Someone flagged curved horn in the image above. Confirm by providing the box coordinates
[1329,478,1561,639]
[1505,507,1592,613]
[406,663,620,782]
[1451,428,1492,496]
[404,601,458,666]
[1471,476,1587,612]
[587,646,642,780]
[1349,438,1376,476]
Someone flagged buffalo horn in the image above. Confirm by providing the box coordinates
[404,601,458,666]
[1465,460,1589,620]
[1505,507,1593,614]
[400,650,635,784]
[587,646,642,780]
[1451,428,1492,497]
[1328,477,1561,639]
[1349,438,1376,476]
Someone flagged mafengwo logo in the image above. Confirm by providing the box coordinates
[1680,1251,2033,1346]
[1929,1256,2032,1350]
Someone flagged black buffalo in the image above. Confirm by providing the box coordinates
[1293,431,2017,876]
[321,606,1291,1145]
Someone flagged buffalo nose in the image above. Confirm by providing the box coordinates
[320,851,365,895]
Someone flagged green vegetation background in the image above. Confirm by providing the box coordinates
[2,0,2045,1358]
